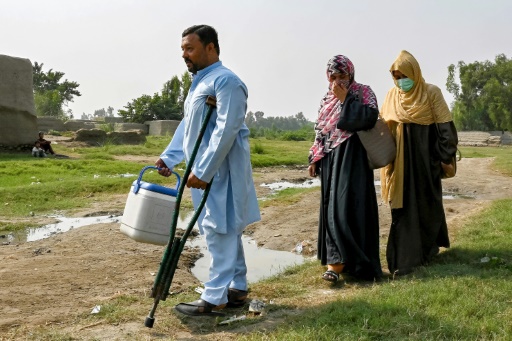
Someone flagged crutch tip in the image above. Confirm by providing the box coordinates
[144,316,155,328]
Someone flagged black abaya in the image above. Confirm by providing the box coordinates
[386,122,458,275]
[317,134,383,280]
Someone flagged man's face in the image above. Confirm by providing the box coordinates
[181,33,210,74]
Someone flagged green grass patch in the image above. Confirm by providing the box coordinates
[239,199,512,340]
[259,187,318,208]
[249,138,311,167]
[0,221,40,232]
[0,156,179,218]
[459,145,512,176]
[0,133,313,221]
[1,141,512,339]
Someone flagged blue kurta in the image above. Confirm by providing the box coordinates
[160,61,260,235]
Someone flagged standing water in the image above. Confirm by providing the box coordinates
[3,212,307,284]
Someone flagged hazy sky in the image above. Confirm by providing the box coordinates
[2,0,512,121]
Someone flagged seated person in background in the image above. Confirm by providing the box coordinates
[32,141,46,157]
[37,131,55,155]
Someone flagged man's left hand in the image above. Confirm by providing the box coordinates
[187,173,208,189]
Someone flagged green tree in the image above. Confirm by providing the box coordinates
[245,110,314,138]
[180,71,192,111]
[32,62,81,118]
[94,108,106,118]
[118,95,154,123]
[447,54,512,131]
[34,89,64,117]
[245,111,256,127]
[118,72,191,123]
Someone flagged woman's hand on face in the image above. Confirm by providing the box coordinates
[332,81,348,103]
[308,163,317,177]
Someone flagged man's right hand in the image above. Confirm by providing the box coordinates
[155,158,172,177]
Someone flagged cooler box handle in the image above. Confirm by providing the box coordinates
[133,166,181,194]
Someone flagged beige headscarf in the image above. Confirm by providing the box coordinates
[380,50,452,208]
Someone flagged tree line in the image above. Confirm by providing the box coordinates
[245,111,315,140]
[447,53,512,132]
[31,54,512,133]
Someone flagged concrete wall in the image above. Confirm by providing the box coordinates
[64,120,97,131]
[457,131,512,146]
[108,130,146,144]
[490,131,512,145]
[0,54,38,146]
[147,120,180,136]
[74,129,146,145]
[34,117,181,137]
[114,123,148,134]
[38,116,66,132]
[104,116,125,123]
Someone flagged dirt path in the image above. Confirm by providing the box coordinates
[0,157,511,340]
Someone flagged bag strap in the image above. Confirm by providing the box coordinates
[356,85,383,121]
[357,86,363,102]
[426,90,442,134]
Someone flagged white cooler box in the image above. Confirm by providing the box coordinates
[120,166,180,245]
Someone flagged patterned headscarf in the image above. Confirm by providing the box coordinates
[309,55,378,164]
[326,55,355,83]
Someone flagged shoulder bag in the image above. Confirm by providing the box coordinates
[355,87,396,169]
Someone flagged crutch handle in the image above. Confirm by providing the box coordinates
[206,96,216,108]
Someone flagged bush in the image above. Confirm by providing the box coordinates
[281,129,315,141]
[98,123,115,133]
[252,142,265,154]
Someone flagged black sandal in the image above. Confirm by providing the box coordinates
[322,270,339,283]
[227,288,248,308]
[174,299,226,317]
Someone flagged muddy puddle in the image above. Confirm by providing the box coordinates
[3,211,306,283]
[5,215,121,244]
[2,177,471,283]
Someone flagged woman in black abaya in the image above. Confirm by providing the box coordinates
[380,50,458,275]
[309,55,383,282]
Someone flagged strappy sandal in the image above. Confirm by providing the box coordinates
[174,299,226,317]
[227,288,248,308]
[322,270,340,283]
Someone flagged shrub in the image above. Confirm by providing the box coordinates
[252,142,265,154]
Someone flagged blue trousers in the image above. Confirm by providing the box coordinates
[200,227,247,306]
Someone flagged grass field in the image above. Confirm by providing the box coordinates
[1,140,511,339]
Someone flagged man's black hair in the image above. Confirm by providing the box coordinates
[182,25,220,55]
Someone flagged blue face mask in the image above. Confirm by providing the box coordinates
[397,78,414,92]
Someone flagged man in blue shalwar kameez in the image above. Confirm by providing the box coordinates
[155,24,260,316]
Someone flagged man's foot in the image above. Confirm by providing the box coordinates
[174,299,226,316]
[227,288,248,308]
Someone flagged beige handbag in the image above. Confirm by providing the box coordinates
[358,118,396,169]
[355,87,396,169]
